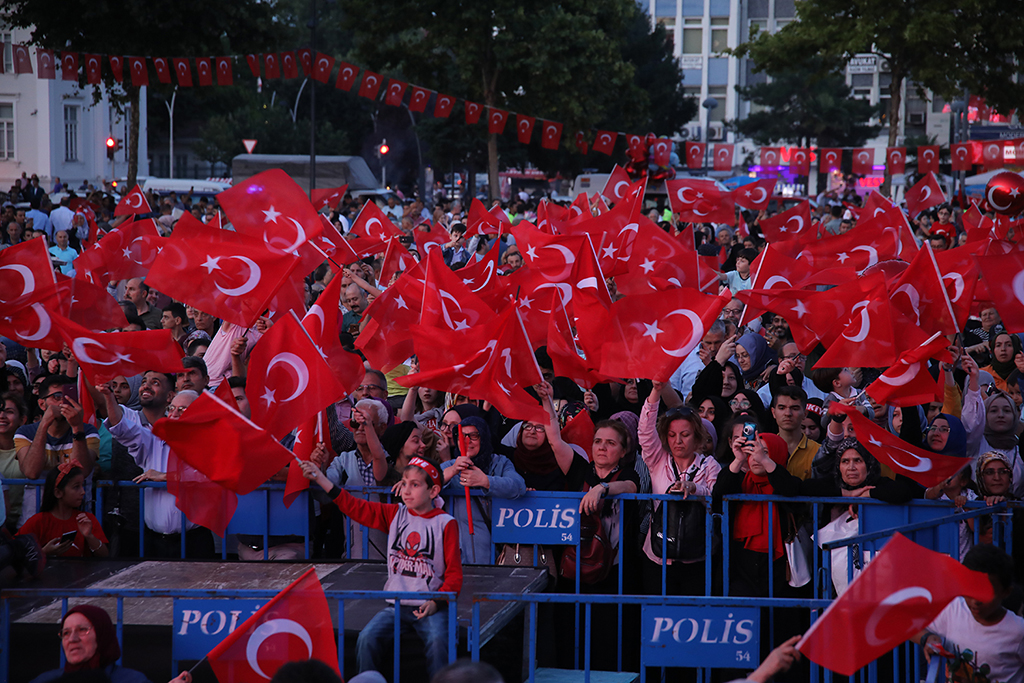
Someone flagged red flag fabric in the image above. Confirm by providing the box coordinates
[684,142,706,169]
[888,244,959,335]
[516,115,536,144]
[84,54,102,84]
[301,274,364,396]
[561,409,596,459]
[355,277,424,372]
[566,194,592,223]
[88,218,164,282]
[540,120,562,150]
[851,148,874,175]
[651,138,673,167]
[464,198,509,238]
[56,315,185,384]
[574,131,589,154]
[218,169,323,254]
[384,79,407,106]
[547,298,609,390]
[760,147,781,167]
[56,273,129,332]
[815,286,929,369]
[918,145,940,174]
[0,237,58,312]
[626,135,646,162]
[335,62,358,90]
[310,184,348,211]
[434,93,455,118]
[311,52,334,84]
[281,51,299,79]
[950,143,972,172]
[982,140,1004,170]
[758,200,813,243]
[413,222,451,257]
[13,45,32,74]
[264,53,281,79]
[933,243,982,327]
[789,148,810,175]
[487,108,509,135]
[246,313,347,440]
[740,245,807,324]
[456,239,503,298]
[216,56,233,86]
[152,391,296,495]
[152,57,171,84]
[297,49,312,77]
[886,147,906,174]
[37,49,56,79]
[172,58,192,86]
[592,131,617,156]
[977,249,1024,332]
[511,224,585,283]
[208,566,340,682]
[905,172,945,217]
[419,250,495,333]
[166,450,238,538]
[462,101,482,124]
[195,57,213,87]
[819,148,841,171]
[666,179,734,223]
[731,178,777,211]
[601,166,633,204]
[114,184,152,217]
[109,55,124,82]
[146,228,299,328]
[407,86,430,113]
[865,332,951,407]
[596,289,730,382]
[245,54,261,78]
[283,414,318,508]
[350,200,404,241]
[713,144,734,172]
[127,57,148,86]
[377,237,417,288]
[797,533,993,677]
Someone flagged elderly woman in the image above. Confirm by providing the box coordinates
[639,380,721,596]
[962,353,1024,499]
[981,332,1022,393]
[963,307,1004,367]
[31,604,190,683]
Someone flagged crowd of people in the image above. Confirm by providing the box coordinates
[2,172,1024,683]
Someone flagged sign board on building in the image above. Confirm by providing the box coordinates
[679,56,704,70]
[173,598,265,660]
[848,55,877,74]
[642,606,760,669]
[492,496,580,545]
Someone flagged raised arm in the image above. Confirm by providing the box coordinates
[534,381,576,475]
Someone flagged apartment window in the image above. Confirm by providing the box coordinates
[64,105,79,162]
[655,0,677,17]
[707,86,727,122]
[710,17,729,53]
[749,20,765,39]
[682,18,703,54]
[0,103,13,160]
[2,33,12,74]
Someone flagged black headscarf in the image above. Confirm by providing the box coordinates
[380,421,417,461]
[457,415,494,474]
[834,438,882,491]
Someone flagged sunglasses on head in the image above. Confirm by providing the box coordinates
[665,407,694,419]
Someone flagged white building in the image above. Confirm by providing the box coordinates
[0,27,149,196]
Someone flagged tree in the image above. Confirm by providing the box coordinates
[339,0,688,201]
[733,0,1024,188]
[733,62,881,148]
[5,0,276,188]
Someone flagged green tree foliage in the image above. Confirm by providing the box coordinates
[733,63,881,147]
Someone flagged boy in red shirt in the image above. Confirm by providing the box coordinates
[301,455,461,677]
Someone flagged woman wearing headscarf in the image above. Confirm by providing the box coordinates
[691,394,731,448]
[962,353,1024,499]
[734,333,778,391]
[438,415,525,563]
[972,452,1024,581]
[980,332,1022,393]
[30,604,190,683]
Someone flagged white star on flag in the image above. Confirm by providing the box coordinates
[791,300,809,318]
[262,206,281,223]
[395,295,407,310]
[261,387,277,406]
[525,245,537,260]
[202,255,221,273]
[641,258,656,274]
[643,321,663,341]
[603,245,618,259]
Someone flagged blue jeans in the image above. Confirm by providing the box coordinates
[356,603,450,678]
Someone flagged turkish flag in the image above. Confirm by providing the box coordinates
[208,566,339,682]
[0,296,65,352]
[865,332,951,408]
[90,218,164,282]
[413,222,451,257]
[740,245,806,324]
[215,56,233,86]
[600,166,634,205]
[283,413,319,508]
[350,200,403,241]
[888,243,959,335]
[651,138,673,167]
[384,79,407,107]
[281,51,299,79]
[177,57,196,86]
[546,299,609,390]
[798,532,993,677]
[573,131,589,154]
[982,140,1004,169]
[626,135,646,162]
[851,148,874,175]
[13,45,32,74]
[0,237,58,313]
[459,241,505,302]
[593,130,614,155]
[731,178,777,211]
[516,115,536,144]
[949,143,971,172]
[335,62,358,90]
[297,48,312,77]
[918,145,940,174]
[356,276,425,372]
[759,200,813,243]
[853,203,919,263]
[310,184,348,212]
[301,275,363,396]
[666,179,734,223]
[933,243,982,327]
[596,289,730,382]
[419,250,495,334]
[566,194,592,224]
[245,54,261,78]
[218,169,323,254]
[977,249,1024,332]
[819,148,841,171]
[37,49,56,79]
[264,53,281,79]
[464,198,510,238]
[886,147,906,174]
[127,57,148,86]
[760,147,782,168]
[153,391,296,496]
[358,71,383,99]
[114,184,152,217]
[146,229,299,328]
[713,144,734,172]
[308,52,333,84]
[195,57,213,87]
[540,120,562,150]
[55,314,185,384]
[247,313,347,440]
[815,287,929,369]
[511,223,585,283]
[166,449,237,538]
[83,54,102,84]
[561,409,596,459]
[460,101,481,124]
[434,93,455,118]
[487,108,509,135]
[152,57,171,84]
[377,237,417,288]
[108,55,124,82]
[684,142,706,169]
[55,273,129,332]
[905,172,945,216]
[788,147,810,175]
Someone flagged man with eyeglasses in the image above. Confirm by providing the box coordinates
[669,319,735,399]
[14,374,99,528]
[756,341,827,408]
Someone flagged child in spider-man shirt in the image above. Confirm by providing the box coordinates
[301,455,462,678]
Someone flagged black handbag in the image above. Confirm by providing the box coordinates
[651,457,716,561]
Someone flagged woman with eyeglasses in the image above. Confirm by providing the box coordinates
[972,452,1024,568]
[639,380,721,596]
[962,353,1024,499]
[734,333,778,392]
[31,604,190,683]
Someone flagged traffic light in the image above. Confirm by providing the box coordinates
[378,141,390,156]
[106,136,117,160]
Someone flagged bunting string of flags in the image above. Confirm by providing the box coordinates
[5,40,1021,170]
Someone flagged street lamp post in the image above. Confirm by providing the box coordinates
[164,86,177,179]
[701,97,718,172]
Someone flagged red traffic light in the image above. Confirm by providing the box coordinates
[379,143,390,156]
[106,137,117,149]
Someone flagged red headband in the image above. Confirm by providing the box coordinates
[55,459,84,488]
[407,457,442,489]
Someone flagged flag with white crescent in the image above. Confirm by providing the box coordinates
[851,147,874,175]
[758,200,813,243]
[797,532,993,677]
[789,147,810,175]
[53,312,185,384]
[886,147,906,174]
[684,142,706,170]
[730,178,777,211]
[349,198,404,241]
[865,332,951,407]
[713,144,734,172]
[114,184,153,217]
[918,145,940,174]
[218,169,324,255]
[592,130,617,156]
[517,114,536,145]
[904,172,945,217]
